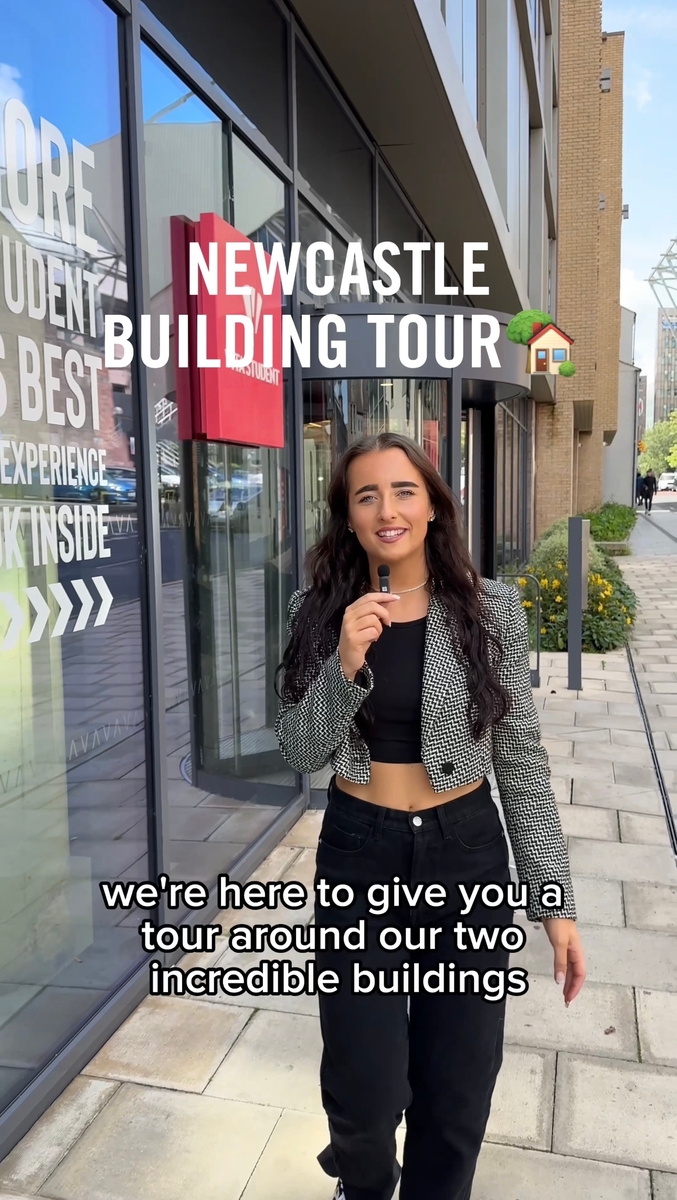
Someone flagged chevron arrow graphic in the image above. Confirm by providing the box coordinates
[92,576,113,626]
[0,592,25,651]
[50,582,73,638]
[26,587,51,644]
[71,579,94,632]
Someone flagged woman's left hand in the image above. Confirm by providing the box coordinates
[541,918,586,1006]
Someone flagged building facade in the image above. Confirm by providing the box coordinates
[534,5,624,535]
[603,306,640,507]
[637,374,647,439]
[654,309,677,425]
[0,0,560,1153]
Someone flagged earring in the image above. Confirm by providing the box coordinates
[428,514,435,523]
[348,525,354,533]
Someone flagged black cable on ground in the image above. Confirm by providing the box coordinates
[625,644,677,862]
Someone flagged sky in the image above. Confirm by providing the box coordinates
[602,2,677,424]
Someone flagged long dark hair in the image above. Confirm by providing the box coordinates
[275,432,510,739]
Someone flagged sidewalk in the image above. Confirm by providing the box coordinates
[0,554,676,1200]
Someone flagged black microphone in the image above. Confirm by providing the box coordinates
[377,564,391,593]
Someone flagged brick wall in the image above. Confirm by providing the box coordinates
[534,2,624,536]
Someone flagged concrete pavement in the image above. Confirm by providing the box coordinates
[0,516,676,1200]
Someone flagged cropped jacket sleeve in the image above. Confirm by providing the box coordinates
[274,590,373,774]
[491,588,577,922]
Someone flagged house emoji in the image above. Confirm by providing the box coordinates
[526,321,574,375]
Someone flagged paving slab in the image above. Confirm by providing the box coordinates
[0,1077,119,1194]
[550,758,615,782]
[553,1054,677,1171]
[208,945,320,1017]
[568,839,677,886]
[623,883,677,932]
[81,996,251,1092]
[281,810,323,848]
[504,974,637,1059]
[570,876,624,926]
[614,763,663,789]
[573,743,653,766]
[613,729,670,749]
[471,1142,651,1200]
[41,1084,280,1200]
[653,1172,677,1199]
[204,1009,324,1114]
[619,812,673,846]
[516,920,677,990]
[484,1047,555,1150]
[572,780,663,815]
[238,1109,404,1200]
[636,989,677,1067]
[557,804,619,840]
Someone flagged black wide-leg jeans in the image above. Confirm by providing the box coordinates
[314,776,513,1200]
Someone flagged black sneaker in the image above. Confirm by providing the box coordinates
[332,1183,346,1200]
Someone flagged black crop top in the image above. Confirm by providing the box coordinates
[361,616,426,763]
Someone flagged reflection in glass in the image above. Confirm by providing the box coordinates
[142,0,289,159]
[0,0,147,1116]
[232,133,286,251]
[298,200,372,303]
[141,45,296,900]
[378,172,420,300]
[296,44,373,246]
[303,380,448,551]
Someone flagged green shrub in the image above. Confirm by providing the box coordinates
[559,361,576,377]
[581,502,637,543]
[517,525,637,653]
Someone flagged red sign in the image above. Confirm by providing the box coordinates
[170,212,284,448]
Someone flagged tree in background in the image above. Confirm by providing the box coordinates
[506,309,554,344]
[638,411,677,474]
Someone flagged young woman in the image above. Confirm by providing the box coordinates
[275,432,585,1200]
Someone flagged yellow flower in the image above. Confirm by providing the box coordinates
[626,617,631,625]
[541,627,547,634]
[555,595,563,603]
[540,578,548,588]
[518,577,527,587]
[557,561,564,569]
[621,605,627,612]
[598,604,603,612]
[552,580,560,589]
[522,600,532,608]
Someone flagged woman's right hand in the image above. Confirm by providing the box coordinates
[338,592,400,681]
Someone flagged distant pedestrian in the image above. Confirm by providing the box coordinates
[642,469,657,512]
[635,470,643,504]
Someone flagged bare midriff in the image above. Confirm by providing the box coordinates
[335,761,484,812]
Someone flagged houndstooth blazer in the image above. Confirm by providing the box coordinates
[275,578,576,921]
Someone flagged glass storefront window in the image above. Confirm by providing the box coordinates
[296,44,373,247]
[378,171,421,300]
[298,200,372,303]
[141,45,296,901]
[496,399,530,571]
[507,0,530,277]
[0,0,148,1114]
[142,0,289,160]
[303,379,448,552]
[232,133,286,254]
[446,0,478,120]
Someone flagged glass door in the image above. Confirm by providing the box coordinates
[302,378,449,550]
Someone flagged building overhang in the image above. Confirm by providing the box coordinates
[300,303,530,404]
[291,0,528,313]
